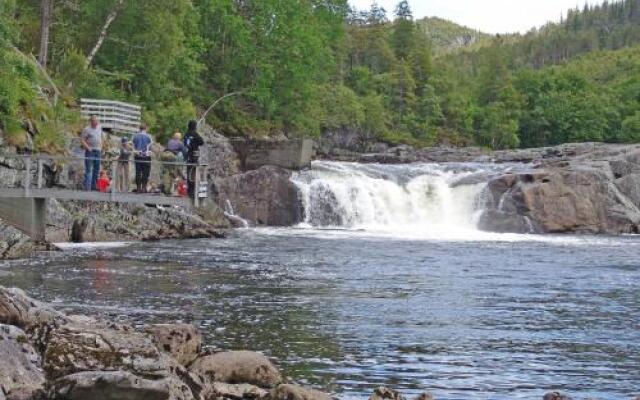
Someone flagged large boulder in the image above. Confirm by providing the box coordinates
[189,351,283,388]
[271,384,332,400]
[199,126,241,180]
[0,223,40,260]
[214,166,303,226]
[48,371,194,400]
[479,163,640,234]
[145,324,203,367]
[0,324,46,400]
[42,320,167,380]
[0,286,65,331]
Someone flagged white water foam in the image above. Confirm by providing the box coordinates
[289,161,631,244]
[54,242,133,250]
[291,161,496,239]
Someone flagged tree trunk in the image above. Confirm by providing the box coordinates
[85,0,125,68]
[37,0,52,67]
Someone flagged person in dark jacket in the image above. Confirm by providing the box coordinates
[184,120,204,198]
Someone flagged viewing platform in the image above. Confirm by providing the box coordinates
[0,153,208,241]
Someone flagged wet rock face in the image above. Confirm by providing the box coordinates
[479,162,640,234]
[0,324,46,399]
[145,324,203,367]
[214,166,303,226]
[189,351,283,388]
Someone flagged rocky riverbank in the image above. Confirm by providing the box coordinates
[0,285,605,400]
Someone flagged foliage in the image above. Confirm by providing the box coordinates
[3,0,640,151]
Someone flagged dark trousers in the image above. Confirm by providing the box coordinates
[134,155,151,192]
[186,156,198,198]
[84,150,101,191]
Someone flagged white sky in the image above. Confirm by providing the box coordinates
[350,0,602,33]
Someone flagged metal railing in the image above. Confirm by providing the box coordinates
[0,153,208,208]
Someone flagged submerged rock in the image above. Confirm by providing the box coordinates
[189,351,283,388]
[145,324,203,367]
[369,387,405,400]
[542,392,572,400]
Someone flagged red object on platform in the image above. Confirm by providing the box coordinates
[177,181,187,197]
[97,177,110,193]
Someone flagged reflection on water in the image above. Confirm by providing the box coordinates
[1,230,640,400]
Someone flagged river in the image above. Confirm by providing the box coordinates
[1,161,639,399]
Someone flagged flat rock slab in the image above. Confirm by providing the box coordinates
[189,351,283,388]
[271,384,333,400]
[0,324,45,399]
[43,321,165,380]
[49,370,195,400]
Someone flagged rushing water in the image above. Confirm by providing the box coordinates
[1,162,640,399]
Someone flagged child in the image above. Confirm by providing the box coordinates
[177,178,187,197]
[97,170,111,193]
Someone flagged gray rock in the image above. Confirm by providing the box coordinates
[615,174,640,208]
[0,223,39,260]
[0,286,65,330]
[477,210,535,234]
[43,320,166,380]
[271,384,332,400]
[189,351,283,388]
[0,324,45,400]
[145,324,203,367]
[480,164,640,234]
[206,382,269,400]
[214,166,303,226]
[48,370,194,400]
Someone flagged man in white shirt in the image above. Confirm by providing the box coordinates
[81,115,103,191]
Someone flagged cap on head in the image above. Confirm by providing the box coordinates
[188,120,197,131]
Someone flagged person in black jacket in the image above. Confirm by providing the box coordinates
[184,120,204,198]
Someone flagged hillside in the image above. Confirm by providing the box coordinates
[416,16,491,54]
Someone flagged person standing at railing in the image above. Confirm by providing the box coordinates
[160,132,184,195]
[117,137,132,192]
[184,120,204,198]
[81,115,103,191]
[132,124,153,193]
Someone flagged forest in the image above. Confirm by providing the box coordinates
[0,0,639,152]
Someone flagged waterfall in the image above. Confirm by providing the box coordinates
[291,161,503,236]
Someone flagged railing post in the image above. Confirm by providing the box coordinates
[24,156,32,197]
[193,163,200,208]
[36,159,44,189]
[110,160,118,201]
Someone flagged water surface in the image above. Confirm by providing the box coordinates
[1,230,639,400]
